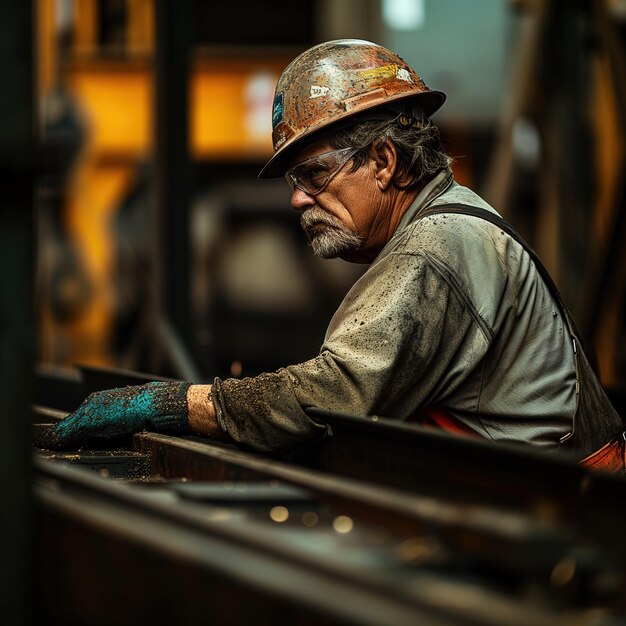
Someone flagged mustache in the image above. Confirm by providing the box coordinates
[300,207,347,231]
[299,207,363,258]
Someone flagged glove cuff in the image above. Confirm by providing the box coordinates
[148,381,192,433]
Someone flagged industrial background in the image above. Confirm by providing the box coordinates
[2,0,626,624]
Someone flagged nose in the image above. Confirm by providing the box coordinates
[290,187,316,212]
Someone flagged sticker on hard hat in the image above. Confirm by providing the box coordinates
[397,68,412,82]
[355,64,414,85]
[310,85,330,99]
[275,132,287,149]
[272,92,284,129]
[357,64,398,82]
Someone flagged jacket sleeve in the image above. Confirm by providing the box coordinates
[211,251,487,452]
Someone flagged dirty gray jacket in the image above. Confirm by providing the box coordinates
[212,170,621,457]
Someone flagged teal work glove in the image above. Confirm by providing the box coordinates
[42,381,191,449]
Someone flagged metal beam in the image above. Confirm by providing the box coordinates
[0,0,35,623]
[152,1,198,378]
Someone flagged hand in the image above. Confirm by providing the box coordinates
[40,381,191,449]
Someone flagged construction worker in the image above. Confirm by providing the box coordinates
[45,40,624,470]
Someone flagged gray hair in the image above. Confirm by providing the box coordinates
[326,118,452,191]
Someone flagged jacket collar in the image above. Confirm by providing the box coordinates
[397,168,454,231]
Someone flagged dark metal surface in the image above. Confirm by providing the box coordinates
[1,0,35,623]
[33,452,615,626]
[32,365,626,622]
[38,449,149,479]
[153,0,198,378]
[300,408,589,506]
[35,460,446,626]
[33,429,626,618]
[143,434,616,596]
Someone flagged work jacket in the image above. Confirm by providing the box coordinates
[212,169,622,457]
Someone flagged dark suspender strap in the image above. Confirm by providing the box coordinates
[417,203,581,444]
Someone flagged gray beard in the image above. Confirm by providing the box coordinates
[300,208,363,258]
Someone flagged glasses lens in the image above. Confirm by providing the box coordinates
[286,148,357,195]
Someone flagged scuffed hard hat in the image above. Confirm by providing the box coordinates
[259,39,446,179]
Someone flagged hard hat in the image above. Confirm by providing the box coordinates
[259,39,446,179]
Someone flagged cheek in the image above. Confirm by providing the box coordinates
[320,169,377,233]
[345,186,378,234]
[316,196,358,231]
[350,165,380,220]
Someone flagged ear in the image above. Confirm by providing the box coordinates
[371,141,397,191]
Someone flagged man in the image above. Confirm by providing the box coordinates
[45,40,624,468]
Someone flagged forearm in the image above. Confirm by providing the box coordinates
[211,370,329,452]
[187,384,230,441]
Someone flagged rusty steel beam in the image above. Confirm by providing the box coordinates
[32,364,626,621]
[34,459,444,626]
[33,424,625,612]
[300,407,622,516]
[33,454,620,626]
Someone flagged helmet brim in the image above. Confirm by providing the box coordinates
[258,90,446,179]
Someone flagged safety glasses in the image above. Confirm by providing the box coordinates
[285,147,359,196]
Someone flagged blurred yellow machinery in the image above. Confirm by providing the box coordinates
[36,0,291,370]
